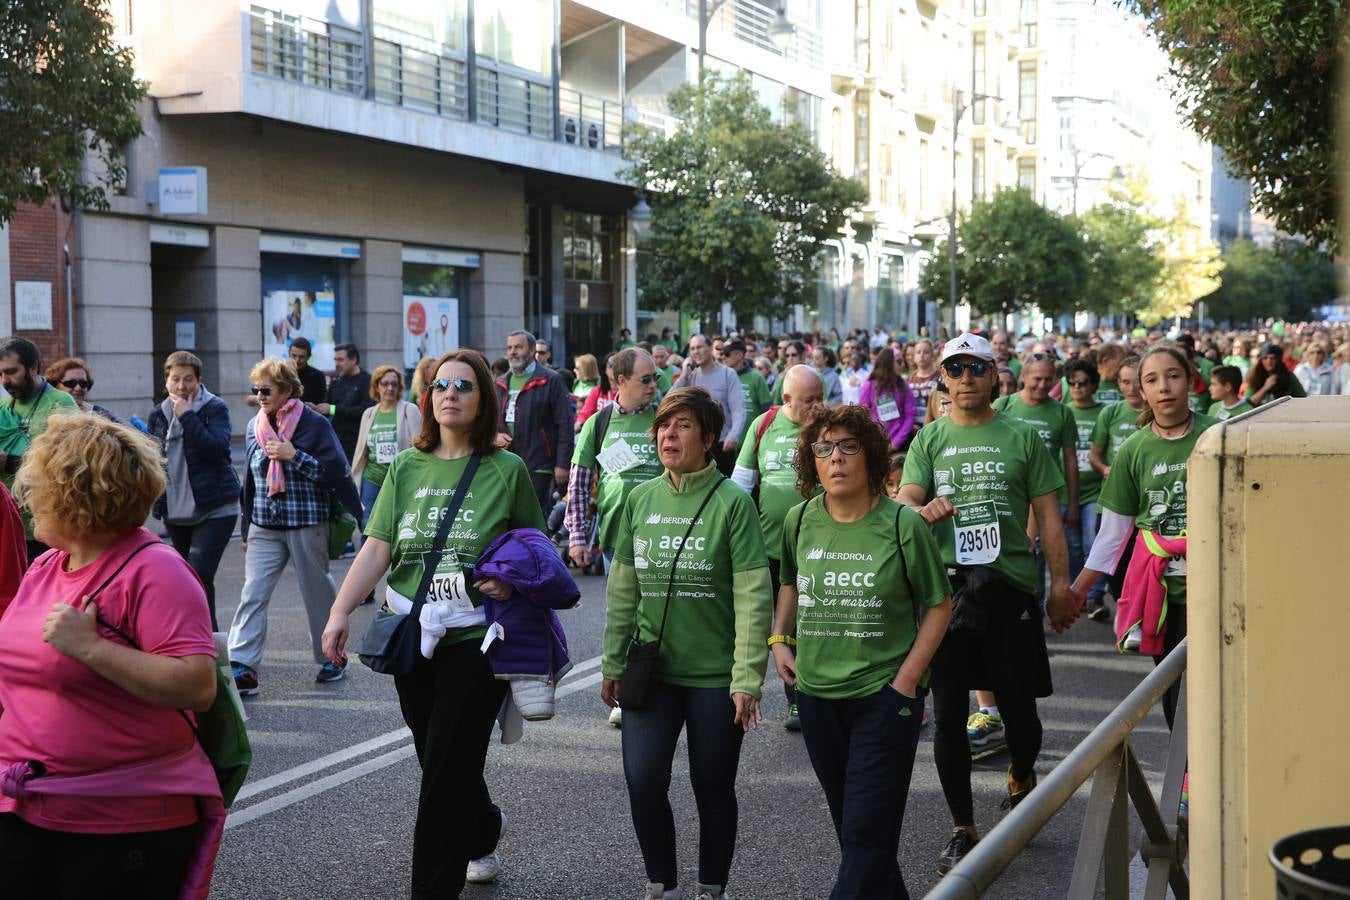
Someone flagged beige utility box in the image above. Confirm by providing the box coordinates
[1189,396,1350,899]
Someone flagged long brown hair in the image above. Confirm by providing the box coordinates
[1135,343,1193,429]
[1244,343,1293,397]
[413,350,499,455]
[868,347,907,397]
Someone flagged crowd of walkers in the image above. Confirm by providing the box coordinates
[0,315,1343,899]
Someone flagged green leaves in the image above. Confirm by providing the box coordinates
[621,72,865,323]
[1205,238,1338,323]
[0,0,146,223]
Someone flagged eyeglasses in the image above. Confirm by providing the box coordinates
[811,438,863,458]
[1068,379,1093,388]
[61,379,92,390]
[941,360,992,378]
[431,377,476,394]
[1028,352,1057,362]
[635,374,657,385]
[249,386,273,397]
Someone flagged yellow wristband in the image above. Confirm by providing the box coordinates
[767,634,796,648]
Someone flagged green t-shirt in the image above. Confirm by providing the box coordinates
[1069,402,1106,505]
[1097,415,1218,605]
[770,374,786,407]
[780,496,949,700]
[1208,399,1253,421]
[901,414,1064,595]
[1007,357,1023,378]
[572,406,661,553]
[735,409,805,561]
[1095,380,1123,405]
[505,373,528,436]
[737,368,771,438]
[365,450,546,644]
[613,464,769,688]
[572,378,598,401]
[1091,402,1144,467]
[655,367,674,395]
[993,393,1077,503]
[2,384,79,539]
[362,409,398,487]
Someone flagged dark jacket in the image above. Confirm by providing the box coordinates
[476,528,579,680]
[297,364,328,406]
[494,365,575,475]
[148,394,240,521]
[326,370,373,460]
[239,405,363,541]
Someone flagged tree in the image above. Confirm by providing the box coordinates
[919,188,1086,322]
[1204,240,1288,323]
[0,0,146,223]
[1077,185,1166,318]
[1274,238,1339,321]
[621,72,865,324]
[1140,196,1223,325]
[1128,0,1345,248]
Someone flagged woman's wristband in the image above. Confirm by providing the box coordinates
[767,634,796,648]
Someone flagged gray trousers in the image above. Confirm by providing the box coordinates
[228,523,336,669]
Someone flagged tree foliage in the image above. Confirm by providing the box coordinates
[1141,196,1224,325]
[1077,182,1166,317]
[1128,0,1345,248]
[1205,239,1339,324]
[621,72,865,323]
[919,188,1086,321]
[0,0,145,223]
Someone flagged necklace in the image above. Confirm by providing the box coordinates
[1151,412,1194,439]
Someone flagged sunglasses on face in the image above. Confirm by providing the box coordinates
[431,377,476,394]
[941,360,992,378]
[249,386,273,397]
[61,379,92,390]
[811,438,863,458]
[1028,352,1056,362]
[635,374,657,385]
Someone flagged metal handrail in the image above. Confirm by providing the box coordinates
[926,637,1190,899]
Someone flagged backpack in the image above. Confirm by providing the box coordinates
[591,403,616,459]
[753,405,781,457]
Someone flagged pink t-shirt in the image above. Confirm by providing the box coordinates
[0,528,216,833]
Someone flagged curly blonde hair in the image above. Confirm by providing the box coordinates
[14,414,165,535]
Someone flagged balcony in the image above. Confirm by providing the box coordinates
[913,82,953,122]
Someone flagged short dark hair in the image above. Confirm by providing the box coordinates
[650,387,724,463]
[413,350,500,455]
[1064,358,1100,388]
[0,337,40,371]
[335,342,359,362]
[793,404,892,499]
[1211,364,1243,392]
[290,336,313,354]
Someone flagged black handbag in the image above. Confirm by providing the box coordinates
[355,453,480,676]
[618,476,724,709]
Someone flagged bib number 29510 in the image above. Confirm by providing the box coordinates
[954,501,1001,566]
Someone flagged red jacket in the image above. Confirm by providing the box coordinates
[0,484,27,616]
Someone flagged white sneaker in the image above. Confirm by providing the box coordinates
[608,706,623,728]
[465,852,501,883]
[1122,623,1143,652]
[644,882,680,899]
[694,885,733,900]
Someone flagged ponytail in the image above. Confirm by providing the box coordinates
[1135,343,1193,429]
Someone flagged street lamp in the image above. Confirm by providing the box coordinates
[629,189,652,236]
[768,4,796,50]
[948,88,1001,338]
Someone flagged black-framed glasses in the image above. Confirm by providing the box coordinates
[635,374,657,385]
[811,438,863,458]
[431,377,476,394]
[249,386,273,397]
[941,360,992,378]
[1028,352,1057,362]
[1068,379,1093,388]
[61,379,92,390]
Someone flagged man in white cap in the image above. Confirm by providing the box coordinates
[896,332,1077,877]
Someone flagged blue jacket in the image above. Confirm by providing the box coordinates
[476,528,579,680]
[240,405,363,541]
[148,394,240,520]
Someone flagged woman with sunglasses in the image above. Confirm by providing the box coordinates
[45,356,118,422]
[147,351,240,631]
[227,358,362,697]
[323,350,545,897]
[351,364,422,522]
[772,405,951,899]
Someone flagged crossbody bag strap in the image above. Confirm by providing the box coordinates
[408,452,481,622]
[894,504,921,633]
[651,474,725,650]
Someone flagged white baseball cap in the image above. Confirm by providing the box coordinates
[939,332,996,364]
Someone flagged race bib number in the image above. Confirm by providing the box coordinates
[1076,448,1090,471]
[505,390,519,424]
[1164,555,1187,577]
[596,439,640,475]
[876,393,900,422]
[427,549,474,613]
[954,501,1001,566]
[375,441,397,464]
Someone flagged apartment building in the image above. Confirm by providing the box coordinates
[60,0,826,429]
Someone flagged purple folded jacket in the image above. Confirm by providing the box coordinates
[476,528,580,681]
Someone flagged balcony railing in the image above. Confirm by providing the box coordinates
[371,24,468,120]
[249,6,364,96]
[476,65,553,138]
[559,87,624,151]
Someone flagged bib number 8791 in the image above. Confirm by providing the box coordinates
[428,572,471,610]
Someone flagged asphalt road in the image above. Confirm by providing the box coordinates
[203,537,1170,900]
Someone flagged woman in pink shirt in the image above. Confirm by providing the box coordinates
[0,414,219,899]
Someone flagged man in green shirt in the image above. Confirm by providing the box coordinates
[650,343,676,394]
[1092,343,1126,404]
[0,337,79,561]
[771,340,806,406]
[1064,359,1108,619]
[899,332,1075,875]
[731,364,822,729]
[721,339,770,446]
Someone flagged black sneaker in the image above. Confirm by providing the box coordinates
[231,662,259,697]
[1087,604,1111,623]
[316,659,347,683]
[937,829,978,876]
[1000,768,1038,811]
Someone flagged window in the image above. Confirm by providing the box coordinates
[374,0,466,51]
[1019,59,1037,145]
[855,96,870,184]
[1019,0,1038,48]
[974,0,987,15]
[854,0,870,68]
[1018,157,1036,194]
[972,138,986,200]
[475,0,550,73]
[919,138,930,215]
[879,142,893,206]
[972,32,986,125]
[562,212,615,283]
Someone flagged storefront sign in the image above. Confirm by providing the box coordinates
[260,233,361,259]
[404,296,459,370]
[401,246,480,268]
[158,167,208,215]
[150,223,211,247]
[14,281,52,331]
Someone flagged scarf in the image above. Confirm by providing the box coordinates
[253,398,304,497]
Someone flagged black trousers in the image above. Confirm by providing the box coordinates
[768,557,794,704]
[530,472,556,516]
[930,584,1048,827]
[1155,604,1187,730]
[166,514,237,631]
[395,639,509,899]
[0,813,196,900]
[797,686,926,900]
[621,679,745,889]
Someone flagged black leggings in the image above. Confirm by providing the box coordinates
[768,557,793,704]
[166,514,237,631]
[1155,604,1187,730]
[0,813,196,900]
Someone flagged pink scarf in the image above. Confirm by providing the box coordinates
[254,398,304,497]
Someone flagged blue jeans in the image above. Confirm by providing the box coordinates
[359,478,381,524]
[1037,503,1099,604]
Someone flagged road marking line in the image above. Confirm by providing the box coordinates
[228,654,604,821]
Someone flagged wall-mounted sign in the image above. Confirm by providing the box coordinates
[14,281,52,331]
[150,223,210,247]
[175,319,197,350]
[401,246,481,268]
[260,232,361,259]
[158,167,208,215]
[403,296,459,370]
[579,283,590,309]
